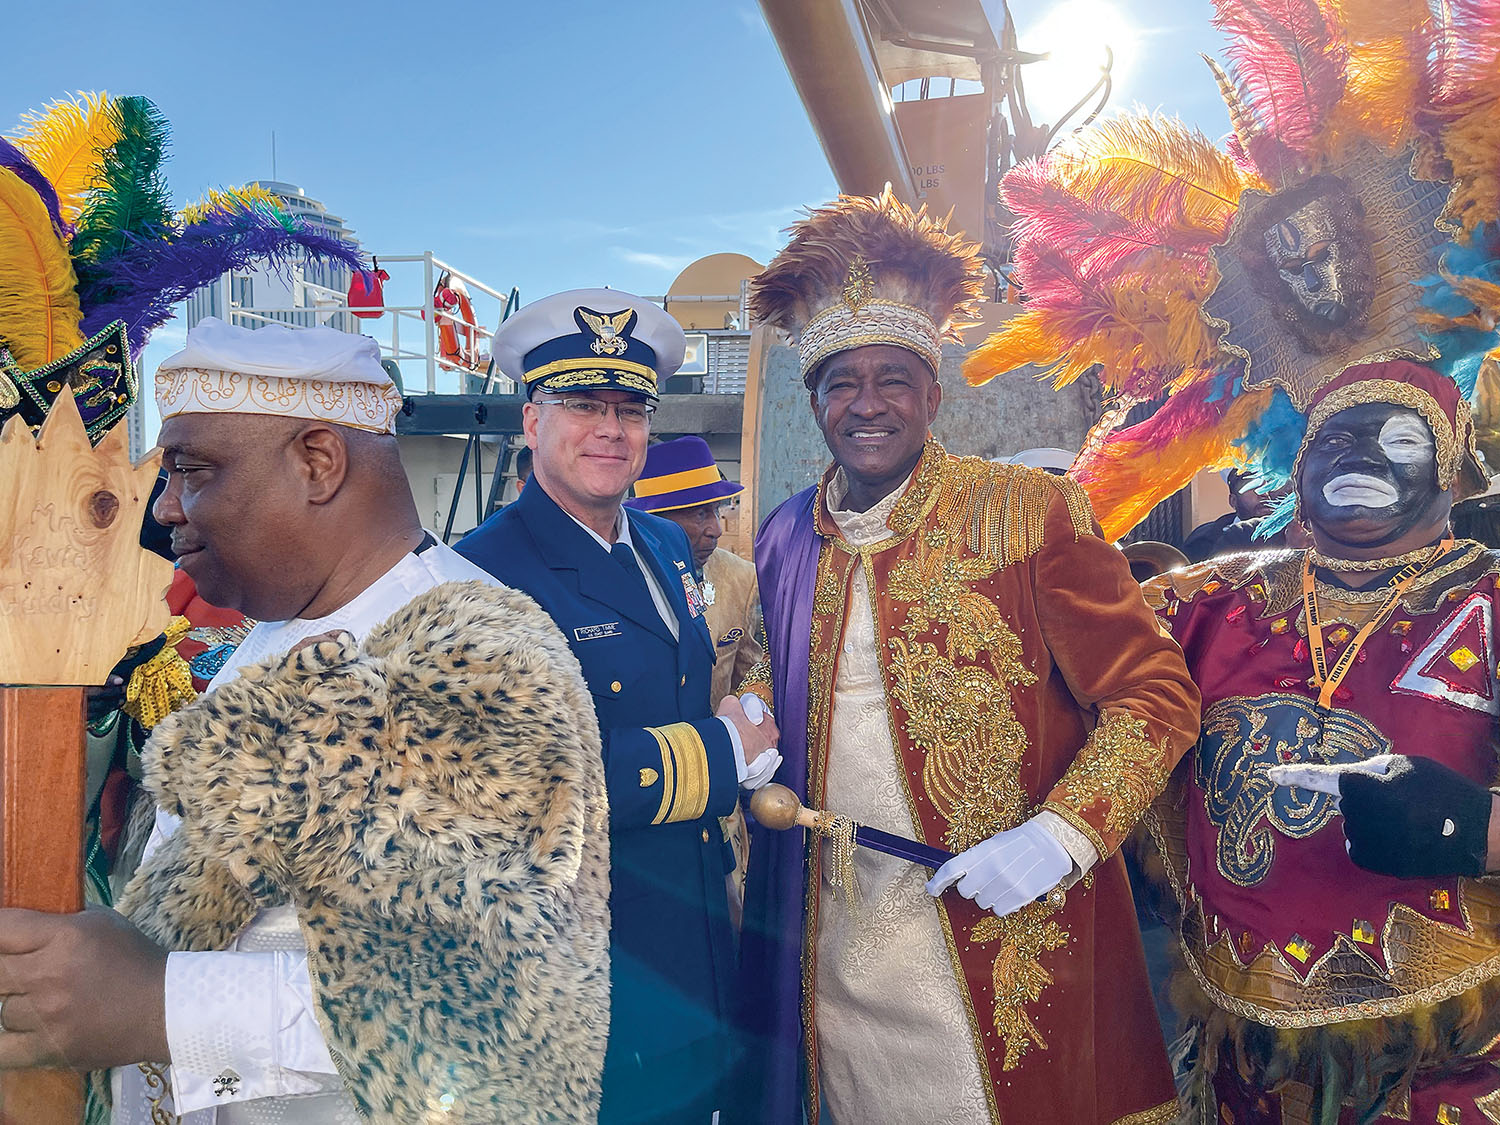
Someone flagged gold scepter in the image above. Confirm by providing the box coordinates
[749,783,958,895]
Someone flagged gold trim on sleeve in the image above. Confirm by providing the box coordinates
[735,657,775,714]
[656,722,710,822]
[647,726,677,825]
[1048,710,1173,853]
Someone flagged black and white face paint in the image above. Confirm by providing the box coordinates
[1300,402,1446,548]
[1321,414,1435,509]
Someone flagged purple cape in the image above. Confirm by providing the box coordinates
[736,484,821,1123]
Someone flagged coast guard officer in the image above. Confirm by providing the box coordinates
[457,289,780,1124]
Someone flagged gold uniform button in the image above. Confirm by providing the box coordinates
[701,829,711,843]
[639,768,659,787]
[680,674,686,686]
[610,680,622,693]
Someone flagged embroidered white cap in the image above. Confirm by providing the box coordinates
[155,317,403,433]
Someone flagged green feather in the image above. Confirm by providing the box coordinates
[71,96,173,268]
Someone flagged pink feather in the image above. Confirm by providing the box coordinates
[1434,0,1500,104]
[1213,0,1345,177]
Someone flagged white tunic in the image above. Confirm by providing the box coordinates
[814,475,992,1125]
[112,538,497,1124]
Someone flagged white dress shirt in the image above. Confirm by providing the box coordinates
[112,538,497,1124]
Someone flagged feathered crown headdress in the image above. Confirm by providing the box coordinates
[0,92,363,442]
[962,0,1500,539]
[749,186,987,385]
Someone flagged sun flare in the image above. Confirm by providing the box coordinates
[1015,0,1139,129]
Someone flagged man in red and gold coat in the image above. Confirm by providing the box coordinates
[734,189,1202,1125]
[1146,361,1500,1123]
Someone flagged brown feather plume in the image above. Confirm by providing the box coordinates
[748,186,986,348]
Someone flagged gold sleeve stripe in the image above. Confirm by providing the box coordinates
[657,722,711,823]
[667,723,709,822]
[647,726,677,825]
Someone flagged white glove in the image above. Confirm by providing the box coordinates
[737,693,781,791]
[925,816,1073,919]
[1265,754,1396,808]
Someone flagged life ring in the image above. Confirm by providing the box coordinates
[434,272,479,369]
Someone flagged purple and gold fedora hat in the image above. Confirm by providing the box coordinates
[626,435,744,513]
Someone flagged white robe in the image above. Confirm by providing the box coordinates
[814,474,992,1125]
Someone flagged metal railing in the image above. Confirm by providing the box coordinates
[221,252,519,395]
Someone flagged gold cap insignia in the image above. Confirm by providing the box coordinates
[579,307,634,357]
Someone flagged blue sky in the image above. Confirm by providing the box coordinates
[3,0,1229,417]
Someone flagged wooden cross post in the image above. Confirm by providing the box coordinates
[0,394,171,1122]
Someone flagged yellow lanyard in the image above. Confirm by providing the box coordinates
[1301,536,1453,709]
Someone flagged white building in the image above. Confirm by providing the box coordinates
[114,181,363,458]
[183,180,361,334]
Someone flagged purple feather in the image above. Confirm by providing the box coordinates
[78,202,364,353]
[0,138,70,238]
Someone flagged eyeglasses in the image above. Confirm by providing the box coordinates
[535,397,655,428]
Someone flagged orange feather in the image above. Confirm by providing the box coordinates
[1441,107,1500,234]
[1316,0,1434,159]
[1075,387,1270,541]
[963,252,1220,393]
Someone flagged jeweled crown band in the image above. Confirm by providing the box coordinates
[797,299,942,382]
[155,367,403,434]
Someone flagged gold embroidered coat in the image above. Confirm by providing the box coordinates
[741,441,1201,1124]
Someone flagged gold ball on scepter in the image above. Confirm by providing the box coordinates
[749,783,803,831]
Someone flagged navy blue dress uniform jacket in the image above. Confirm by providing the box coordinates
[457,480,739,1112]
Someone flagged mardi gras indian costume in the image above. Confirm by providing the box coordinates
[735,190,1202,1125]
[964,0,1500,1119]
[1147,362,1500,1124]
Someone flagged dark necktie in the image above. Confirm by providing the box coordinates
[611,541,655,608]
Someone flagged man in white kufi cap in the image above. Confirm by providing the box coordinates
[0,318,611,1124]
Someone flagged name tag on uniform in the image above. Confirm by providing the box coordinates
[574,622,623,642]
